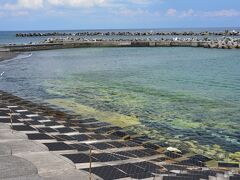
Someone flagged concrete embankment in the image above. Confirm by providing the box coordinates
[3,40,209,52]
[1,90,240,180]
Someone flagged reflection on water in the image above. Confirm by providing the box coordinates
[0,47,240,161]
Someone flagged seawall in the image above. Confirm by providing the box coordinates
[3,40,210,52]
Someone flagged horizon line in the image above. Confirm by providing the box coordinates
[0,26,239,32]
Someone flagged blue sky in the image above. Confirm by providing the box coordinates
[0,0,239,30]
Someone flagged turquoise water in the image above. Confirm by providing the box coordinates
[0,47,240,159]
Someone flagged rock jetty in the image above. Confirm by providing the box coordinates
[10,30,240,50]
[16,30,240,37]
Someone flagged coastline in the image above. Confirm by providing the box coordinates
[1,45,239,162]
[0,48,239,178]
[1,90,239,174]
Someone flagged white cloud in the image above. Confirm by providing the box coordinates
[203,9,240,17]
[0,0,155,10]
[129,0,151,4]
[11,10,29,16]
[0,9,30,18]
[0,0,43,10]
[181,9,195,17]
[18,0,43,9]
[2,3,17,10]
[116,7,148,16]
[0,0,108,10]
[166,8,176,16]
[165,8,240,18]
[47,0,107,8]
[2,0,239,20]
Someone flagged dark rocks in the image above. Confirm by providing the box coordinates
[218,162,240,168]
[16,30,240,37]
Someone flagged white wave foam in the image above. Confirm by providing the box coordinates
[0,52,33,64]
[12,53,33,60]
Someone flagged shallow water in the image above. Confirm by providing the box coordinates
[0,47,240,159]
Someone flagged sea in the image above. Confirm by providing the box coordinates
[0,28,240,160]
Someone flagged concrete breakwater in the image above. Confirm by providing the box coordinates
[16,30,240,37]
[5,41,206,51]
[3,39,240,52]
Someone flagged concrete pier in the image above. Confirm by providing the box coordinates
[3,38,239,52]
[3,40,211,52]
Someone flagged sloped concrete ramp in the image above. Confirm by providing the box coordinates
[0,155,40,179]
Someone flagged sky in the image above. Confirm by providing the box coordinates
[0,0,239,30]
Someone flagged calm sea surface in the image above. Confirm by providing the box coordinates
[0,46,240,159]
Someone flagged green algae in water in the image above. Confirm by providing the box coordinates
[1,47,240,161]
[171,119,202,129]
[47,98,140,128]
[44,72,240,160]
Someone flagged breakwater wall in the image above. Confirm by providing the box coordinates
[4,40,210,52]
[16,30,240,37]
